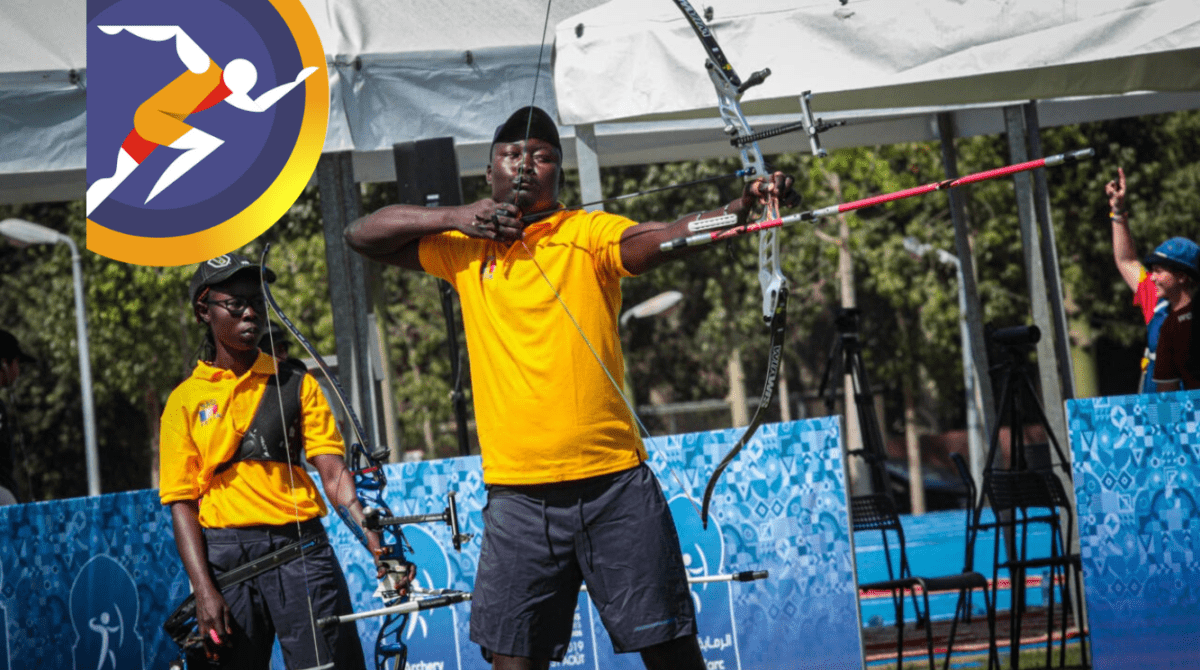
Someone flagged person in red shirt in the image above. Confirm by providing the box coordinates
[1108,168,1180,392]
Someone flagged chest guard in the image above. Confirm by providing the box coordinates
[215,359,307,474]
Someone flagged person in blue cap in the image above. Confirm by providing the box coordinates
[1108,167,1196,392]
[1144,237,1200,390]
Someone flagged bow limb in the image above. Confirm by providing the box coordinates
[670,0,789,528]
[258,247,375,463]
[671,0,784,323]
[698,285,788,528]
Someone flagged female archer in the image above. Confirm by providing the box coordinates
[158,253,397,668]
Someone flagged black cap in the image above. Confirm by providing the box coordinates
[0,329,35,364]
[189,253,276,304]
[491,106,561,155]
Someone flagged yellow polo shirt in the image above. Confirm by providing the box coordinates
[159,352,345,527]
[420,208,647,484]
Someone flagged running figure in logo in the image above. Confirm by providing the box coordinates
[86,25,317,216]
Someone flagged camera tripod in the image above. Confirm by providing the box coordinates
[981,325,1071,478]
[978,325,1089,669]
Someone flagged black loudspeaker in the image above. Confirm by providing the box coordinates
[393,137,464,207]
[392,137,473,457]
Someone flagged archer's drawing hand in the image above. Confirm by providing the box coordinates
[462,200,524,244]
[1106,167,1126,212]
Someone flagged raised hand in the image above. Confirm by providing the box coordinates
[1106,167,1126,213]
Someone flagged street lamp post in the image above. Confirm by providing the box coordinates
[0,218,101,496]
[619,290,684,424]
[904,237,986,488]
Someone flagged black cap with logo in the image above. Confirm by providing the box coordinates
[189,253,276,305]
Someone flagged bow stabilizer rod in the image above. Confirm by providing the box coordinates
[320,568,769,627]
[660,148,1096,252]
[318,591,475,627]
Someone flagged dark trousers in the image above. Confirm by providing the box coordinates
[191,519,366,670]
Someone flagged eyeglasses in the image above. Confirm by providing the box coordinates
[206,296,266,317]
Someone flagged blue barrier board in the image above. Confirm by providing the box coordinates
[1067,391,1200,670]
[0,418,862,670]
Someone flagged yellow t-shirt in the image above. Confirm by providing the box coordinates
[420,208,647,484]
[159,352,345,527]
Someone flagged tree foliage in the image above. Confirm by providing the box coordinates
[2,110,1198,499]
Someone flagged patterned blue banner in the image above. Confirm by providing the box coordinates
[1067,391,1200,670]
[0,418,861,670]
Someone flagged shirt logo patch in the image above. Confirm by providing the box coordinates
[197,400,221,425]
[481,255,497,280]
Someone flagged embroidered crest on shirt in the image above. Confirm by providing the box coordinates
[481,254,497,280]
[197,400,221,425]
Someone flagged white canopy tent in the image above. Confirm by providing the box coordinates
[550,0,1199,493]
[552,0,1200,172]
[556,0,1200,122]
[6,0,1198,205]
[0,0,610,204]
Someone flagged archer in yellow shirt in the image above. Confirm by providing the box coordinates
[345,106,800,670]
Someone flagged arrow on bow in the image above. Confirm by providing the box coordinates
[660,149,1097,251]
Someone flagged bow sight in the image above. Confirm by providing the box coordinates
[362,490,474,553]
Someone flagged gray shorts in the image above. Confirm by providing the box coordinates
[469,463,695,660]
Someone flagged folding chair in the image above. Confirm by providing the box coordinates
[852,493,998,669]
[982,469,1090,669]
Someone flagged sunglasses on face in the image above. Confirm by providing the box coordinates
[206,296,266,317]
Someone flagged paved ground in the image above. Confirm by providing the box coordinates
[862,606,1086,668]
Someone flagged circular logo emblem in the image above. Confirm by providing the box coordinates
[86,0,328,266]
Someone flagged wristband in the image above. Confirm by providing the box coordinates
[1110,211,1128,221]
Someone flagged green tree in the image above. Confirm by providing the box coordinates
[4,110,1198,500]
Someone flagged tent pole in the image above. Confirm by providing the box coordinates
[1023,102,1077,401]
[1002,105,1069,450]
[575,124,604,212]
[317,152,383,457]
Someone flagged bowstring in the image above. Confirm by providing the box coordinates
[258,263,323,662]
[513,0,704,519]
[515,239,702,519]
